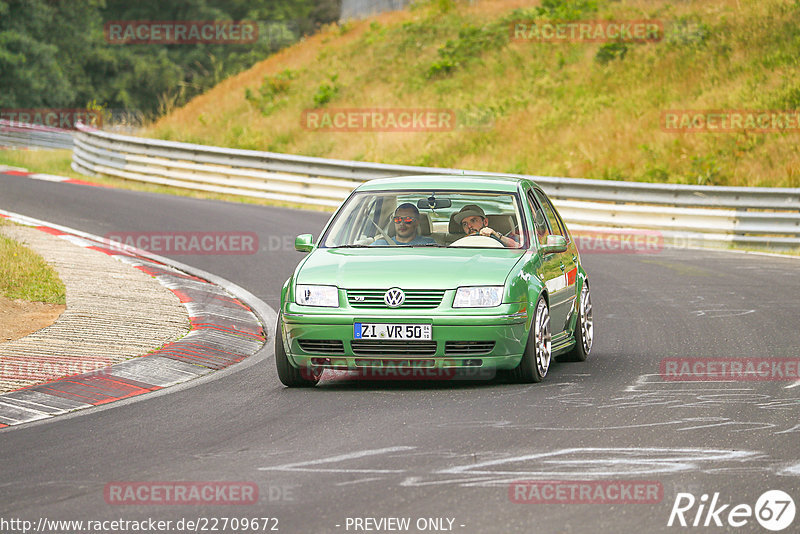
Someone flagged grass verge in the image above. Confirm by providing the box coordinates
[0,219,67,304]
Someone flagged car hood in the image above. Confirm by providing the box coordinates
[296,247,524,289]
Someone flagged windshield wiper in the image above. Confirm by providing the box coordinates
[333,244,370,248]
[408,243,445,247]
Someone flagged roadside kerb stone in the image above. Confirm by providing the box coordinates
[0,224,191,394]
[0,213,267,427]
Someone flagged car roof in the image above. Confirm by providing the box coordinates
[355,174,531,193]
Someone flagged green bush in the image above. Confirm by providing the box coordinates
[595,42,629,64]
[535,0,598,20]
[312,75,339,107]
[426,23,508,78]
[245,69,298,116]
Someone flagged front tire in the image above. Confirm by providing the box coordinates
[562,282,593,362]
[513,297,551,383]
[275,314,321,387]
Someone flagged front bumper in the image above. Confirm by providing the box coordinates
[281,303,529,372]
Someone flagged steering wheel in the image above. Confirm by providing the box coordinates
[449,235,504,248]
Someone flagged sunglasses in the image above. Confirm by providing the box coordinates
[393,216,417,223]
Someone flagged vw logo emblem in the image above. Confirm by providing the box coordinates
[384,288,405,308]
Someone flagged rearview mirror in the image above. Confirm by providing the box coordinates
[295,234,315,252]
[540,234,567,254]
[417,197,452,210]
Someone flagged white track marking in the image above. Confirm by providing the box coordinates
[257,446,416,474]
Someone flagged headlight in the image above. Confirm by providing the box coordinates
[295,284,339,307]
[453,286,503,308]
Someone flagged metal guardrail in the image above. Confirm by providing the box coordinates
[68,124,800,250]
[0,120,74,150]
[340,0,412,21]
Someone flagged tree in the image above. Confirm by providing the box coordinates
[0,0,341,118]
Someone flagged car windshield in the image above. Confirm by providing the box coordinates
[321,190,527,249]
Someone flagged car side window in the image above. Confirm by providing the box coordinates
[544,195,570,241]
[526,190,550,245]
[534,190,566,239]
[356,196,384,240]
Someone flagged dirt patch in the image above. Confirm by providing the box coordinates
[0,296,65,342]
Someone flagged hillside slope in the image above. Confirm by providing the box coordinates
[148,0,800,187]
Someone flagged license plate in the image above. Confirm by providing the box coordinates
[354,323,432,340]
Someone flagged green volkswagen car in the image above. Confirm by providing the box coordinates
[276,174,593,386]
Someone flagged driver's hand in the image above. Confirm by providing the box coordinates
[480,227,496,238]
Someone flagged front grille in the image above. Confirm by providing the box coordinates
[351,340,437,356]
[297,339,345,354]
[347,289,446,308]
[445,341,495,355]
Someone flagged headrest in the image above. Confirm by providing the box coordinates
[486,214,515,235]
[449,211,464,234]
[418,212,431,235]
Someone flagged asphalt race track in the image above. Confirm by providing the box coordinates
[1,172,799,533]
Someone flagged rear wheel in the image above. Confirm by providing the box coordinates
[275,314,321,387]
[513,297,551,383]
[562,282,593,362]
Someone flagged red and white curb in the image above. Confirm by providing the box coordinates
[0,210,270,428]
[0,165,102,187]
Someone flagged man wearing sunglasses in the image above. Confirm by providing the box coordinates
[372,203,436,246]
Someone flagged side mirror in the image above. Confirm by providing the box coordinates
[295,234,315,252]
[540,234,567,255]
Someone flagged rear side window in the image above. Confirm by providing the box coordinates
[526,190,550,245]
[534,190,567,239]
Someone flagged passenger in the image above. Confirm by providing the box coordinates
[372,203,436,246]
[453,204,520,248]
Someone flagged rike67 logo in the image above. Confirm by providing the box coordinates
[668,490,795,531]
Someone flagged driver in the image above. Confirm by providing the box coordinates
[454,204,520,248]
[372,203,436,246]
